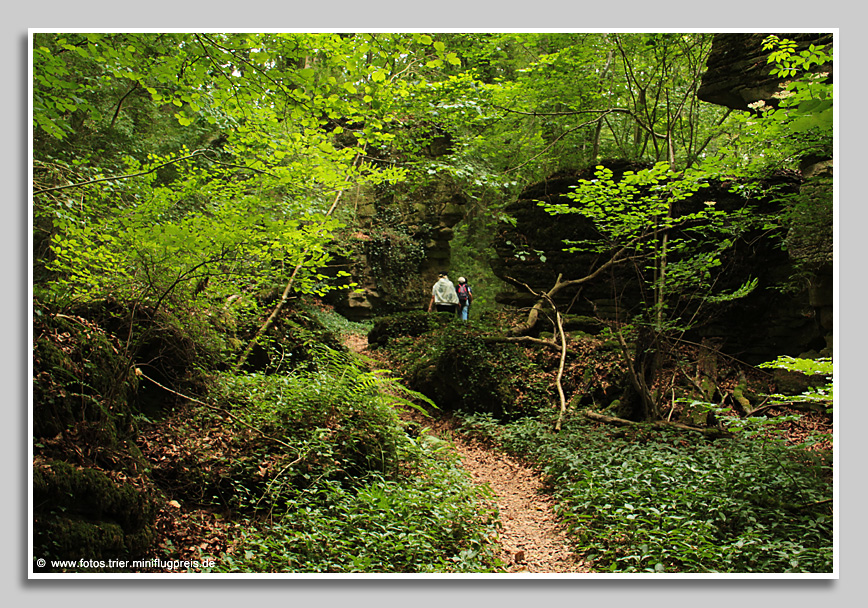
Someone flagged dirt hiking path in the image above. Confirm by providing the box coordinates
[428,417,590,573]
[350,332,589,573]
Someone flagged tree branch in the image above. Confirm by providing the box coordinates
[582,409,731,438]
[483,335,577,356]
[503,111,617,173]
[33,150,211,195]
[234,152,362,371]
[503,274,570,431]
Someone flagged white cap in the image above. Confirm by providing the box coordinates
[458,277,466,283]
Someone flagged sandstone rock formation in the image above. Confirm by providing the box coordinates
[488,162,826,363]
[485,31,833,363]
[326,175,467,319]
[696,32,833,112]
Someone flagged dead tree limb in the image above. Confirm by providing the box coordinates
[136,368,298,452]
[553,305,568,432]
[505,218,705,337]
[582,409,732,438]
[792,498,833,511]
[507,274,570,431]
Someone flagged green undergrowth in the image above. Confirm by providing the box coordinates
[215,456,502,573]
[308,303,374,340]
[205,346,502,573]
[459,412,833,573]
[369,312,551,419]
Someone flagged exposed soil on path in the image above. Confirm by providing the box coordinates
[422,416,590,573]
[348,333,589,574]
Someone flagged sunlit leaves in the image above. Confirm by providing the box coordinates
[33,31,432,317]
[545,162,712,249]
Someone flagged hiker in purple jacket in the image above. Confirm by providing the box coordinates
[456,276,473,321]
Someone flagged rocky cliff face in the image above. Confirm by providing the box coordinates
[488,162,827,363]
[325,175,467,319]
[696,32,833,112]
[699,32,834,359]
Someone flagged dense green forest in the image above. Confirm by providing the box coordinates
[31,31,834,575]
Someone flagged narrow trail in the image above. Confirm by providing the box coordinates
[349,332,589,574]
[458,441,590,573]
[426,417,589,573]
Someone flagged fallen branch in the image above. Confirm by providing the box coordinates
[582,409,732,438]
[552,304,568,432]
[482,335,577,356]
[745,398,776,418]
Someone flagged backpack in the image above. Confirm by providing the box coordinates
[457,283,470,305]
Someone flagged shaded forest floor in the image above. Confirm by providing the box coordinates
[348,332,590,573]
[37,309,830,574]
[344,327,833,574]
[427,417,589,573]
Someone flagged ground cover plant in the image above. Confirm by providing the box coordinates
[199,346,503,573]
[460,411,833,573]
[214,458,502,573]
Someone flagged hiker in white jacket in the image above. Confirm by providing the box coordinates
[427,272,459,314]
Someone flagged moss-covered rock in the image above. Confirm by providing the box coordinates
[380,323,550,420]
[33,460,159,569]
[367,310,452,347]
[32,311,138,439]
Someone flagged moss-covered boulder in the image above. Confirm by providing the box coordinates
[367,310,453,347]
[33,460,159,570]
[32,305,162,571]
[33,311,138,440]
[379,322,550,420]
